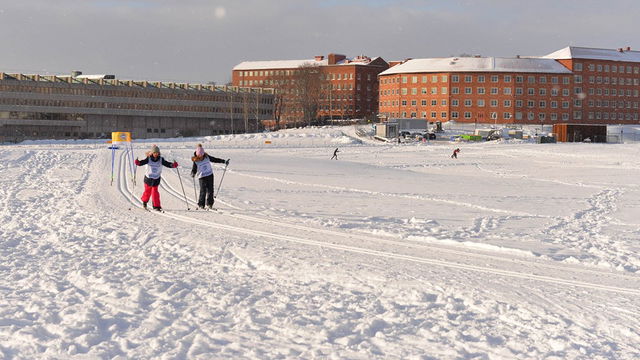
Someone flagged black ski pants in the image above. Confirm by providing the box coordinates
[198,174,215,207]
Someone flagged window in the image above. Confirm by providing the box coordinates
[451,87,459,94]
[574,63,583,71]
[464,112,472,119]
[477,99,485,107]
[504,87,512,95]
[464,75,472,83]
[451,111,459,119]
[452,75,459,82]
[465,87,472,94]
[504,75,512,83]
[412,76,418,83]
[464,99,472,107]
[477,87,485,95]
[432,75,438,83]
[478,75,485,83]
[452,99,459,106]
[491,75,499,83]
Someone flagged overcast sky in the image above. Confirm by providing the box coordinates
[1,0,638,84]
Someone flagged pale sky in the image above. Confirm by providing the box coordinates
[1,0,637,84]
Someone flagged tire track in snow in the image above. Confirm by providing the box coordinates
[115,150,640,296]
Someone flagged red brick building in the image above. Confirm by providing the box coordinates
[378,57,574,125]
[543,46,640,123]
[232,54,388,126]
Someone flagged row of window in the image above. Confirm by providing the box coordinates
[382,87,575,96]
[588,112,640,120]
[383,74,573,85]
[574,63,640,74]
[0,97,274,115]
[0,83,271,103]
[383,99,574,109]
[576,75,640,85]
[384,111,572,121]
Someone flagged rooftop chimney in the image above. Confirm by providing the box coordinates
[315,55,324,61]
[327,53,346,65]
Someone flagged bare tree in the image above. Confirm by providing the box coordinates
[266,72,290,130]
[292,64,325,127]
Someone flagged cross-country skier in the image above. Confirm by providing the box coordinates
[331,148,339,160]
[134,144,178,211]
[451,148,460,159]
[191,144,229,210]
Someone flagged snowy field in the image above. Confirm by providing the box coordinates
[1,125,640,359]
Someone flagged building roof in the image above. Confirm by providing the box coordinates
[233,55,384,71]
[379,57,572,76]
[542,46,640,62]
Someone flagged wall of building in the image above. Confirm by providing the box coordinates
[378,71,574,125]
[0,75,274,142]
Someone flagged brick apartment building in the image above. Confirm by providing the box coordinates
[378,46,640,125]
[378,57,573,125]
[232,54,388,127]
[543,46,640,123]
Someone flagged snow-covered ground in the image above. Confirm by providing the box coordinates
[1,125,640,359]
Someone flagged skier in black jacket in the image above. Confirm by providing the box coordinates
[191,144,229,209]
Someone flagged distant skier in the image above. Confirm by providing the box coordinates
[331,148,339,160]
[134,144,178,211]
[191,144,229,210]
[451,148,460,159]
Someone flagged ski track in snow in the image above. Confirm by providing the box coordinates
[1,130,640,359]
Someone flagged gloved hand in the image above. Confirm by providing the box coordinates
[225,159,230,166]
[134,158,140,166]
[172,161,178,168]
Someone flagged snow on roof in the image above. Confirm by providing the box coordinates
[233,56,380,71]
[542,46,640,62]
[233,59,327,71]
[379,57,572,76]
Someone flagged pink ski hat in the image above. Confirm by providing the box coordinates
[195,144,205,157]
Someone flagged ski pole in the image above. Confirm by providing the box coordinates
[192,175,198,204]
[215,161,229,198]
[175,164,190,210]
